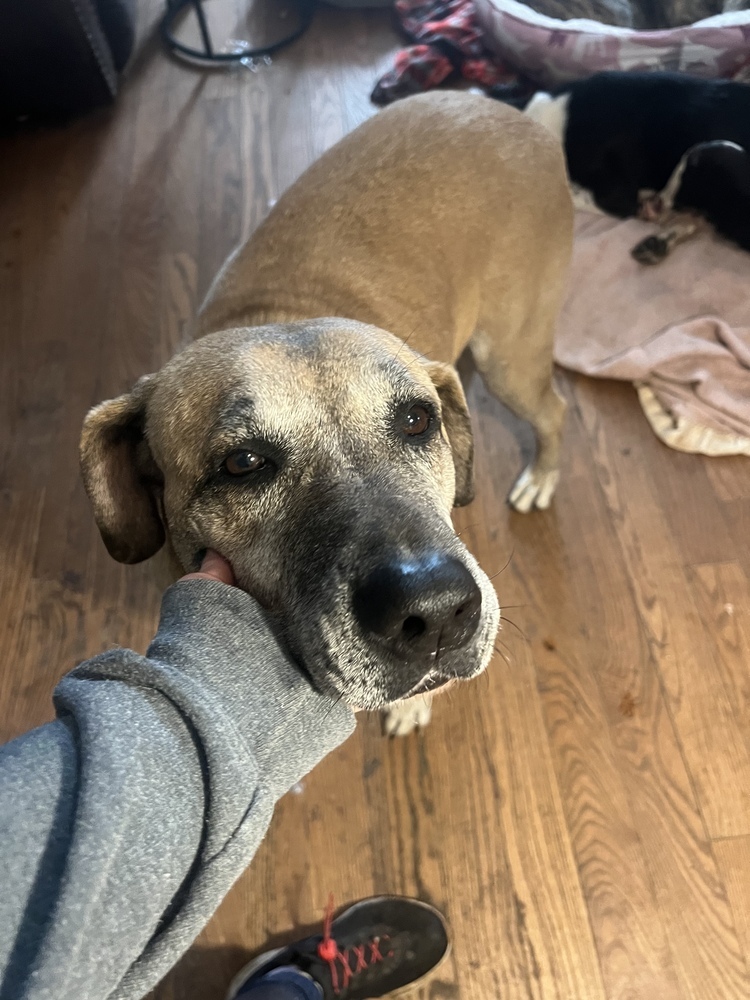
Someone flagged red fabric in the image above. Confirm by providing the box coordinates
[371,0,517,105]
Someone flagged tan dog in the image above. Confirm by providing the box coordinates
[80,92,572,735]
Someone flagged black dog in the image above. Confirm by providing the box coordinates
[669,140,750,248]
[504,72,750,255]
[631,138,750,262]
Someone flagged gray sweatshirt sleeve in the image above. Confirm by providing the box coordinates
[0,579,355,1000]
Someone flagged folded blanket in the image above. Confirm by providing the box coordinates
[371,0,515,105]
[555,211,750,455]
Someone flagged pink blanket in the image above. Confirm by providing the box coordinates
[555,211,750,452]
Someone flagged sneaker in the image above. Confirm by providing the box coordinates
[226,894,450,999]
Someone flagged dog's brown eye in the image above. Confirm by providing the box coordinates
[224,450,267,476]
[403,404,431,437]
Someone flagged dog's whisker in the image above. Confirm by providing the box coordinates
[447,681,465,705]
[323,690,346,722]
[498,615,527,641]
[393,324,420,363]
[495,635,515,657]
[488,548,515,582]
[493,643,512,667]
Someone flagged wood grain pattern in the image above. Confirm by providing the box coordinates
[1,3,748,998]
[715,836,750,963]
[573,382,750,841]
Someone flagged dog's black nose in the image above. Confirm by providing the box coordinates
[353,553,482,657]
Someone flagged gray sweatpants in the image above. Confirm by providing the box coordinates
[0,579,355,1000]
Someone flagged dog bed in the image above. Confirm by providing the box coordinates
[555,210,750,455]
[372,1,750,104]
[475,0,750,87]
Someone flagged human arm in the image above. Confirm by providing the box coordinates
[0,556,354,1000]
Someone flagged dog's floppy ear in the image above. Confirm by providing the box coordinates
[79,376,165,564]
[424,361,475,507]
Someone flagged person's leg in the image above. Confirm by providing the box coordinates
[236,966,321,999]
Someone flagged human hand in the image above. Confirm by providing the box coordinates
[177,550,363,711]
[178,549,235,586]
[145,544,354,803]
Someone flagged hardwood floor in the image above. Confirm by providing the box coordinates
[1,4,749,998]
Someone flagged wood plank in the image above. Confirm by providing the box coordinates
[704,455,750,505]
[691,562,750,748]
[638,438,739,568]
[723,497,750,582]
[569,377,750,997]
[574,378,750,840]
[715,837,750,965]
[504,474,683,996]
[0,491,46,742]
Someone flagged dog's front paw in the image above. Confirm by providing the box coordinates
[382,696,433,737]
[631,234,670,265]
[509,466,559,513]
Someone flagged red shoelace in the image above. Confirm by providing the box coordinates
[316,894,394,995]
